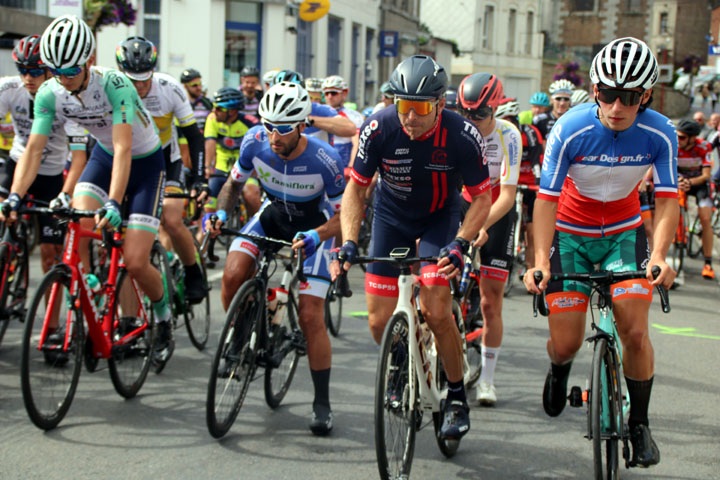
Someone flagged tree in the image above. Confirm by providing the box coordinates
[83,0,137,34]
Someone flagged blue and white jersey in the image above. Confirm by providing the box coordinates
[230,125,345,227]
[538,103,678,237]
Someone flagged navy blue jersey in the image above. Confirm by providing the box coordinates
[351,105,490,220]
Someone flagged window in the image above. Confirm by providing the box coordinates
[225,2,262,87]
[144,0,161,52]
[571,0,594,12]
[3,0,36,10]
[296,19,313,77]
[659,12,668,34]
[625,0,641,10]
[482,5,494,50]
[327,17,342,75]
[525,11,534,55]
[507,9,516,54]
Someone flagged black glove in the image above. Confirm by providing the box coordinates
[1,193,21,217]
[191,176,210,197]
[336,240,358,266]
[439,237,469,271]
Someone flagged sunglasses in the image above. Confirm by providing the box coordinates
[17,66,46,78]
[324,90,342,97]
[677,134,688,140]
[187,81,202,87]
[262,121,300,136]
[49,65,83,78]
[459,107,493,121]
[394,98,437,116]
[597,88,644,106]
[553,97,571,103]
[214,106,229,113]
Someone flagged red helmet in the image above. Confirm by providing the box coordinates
[458,73,504,113]
[13,35,44,68]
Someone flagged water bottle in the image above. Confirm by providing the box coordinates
[271,287,288,325]
[459,261,471,294]
[86,273,104,309]
[267,288,278,320]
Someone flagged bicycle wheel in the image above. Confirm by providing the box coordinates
[149,241,175,373]
[589,337,622,480]
[20,268,83,430]
[504,207,523,297]
[184,239,210,350]
[432,359,460,458]
[8,241,30,317]
[324,280,343,337]
[264,275,301,408]
[375,312,416,480]
[454,299,481,388]
[206,280,261,438]
[0,245,12,346]
[688,214,703,258]
[108,268,155,398]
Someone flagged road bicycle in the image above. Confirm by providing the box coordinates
[343,248,478,479]
[20,206,156,430]
[687,184,720,258]
[505,184,537,296]
[532,266,670,479]
[667,189,689,284]
[205,226,307,438]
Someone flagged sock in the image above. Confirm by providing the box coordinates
[705,257,712,266]
[626,376,653,430]
[551,361,572,380]
[152,295,170,323]
[311,368,331,412]
[446,379,466,404]
[479,346,500,385]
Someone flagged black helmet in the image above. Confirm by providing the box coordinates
[445,89,458,110]
[389,55,448,100]
[271,69,304,87]
[214,87,245,110]
[13,35,44,68]
[240,65,260,78]
[180,68,201,84]
[676,119,702,137]
[116,36,157,81]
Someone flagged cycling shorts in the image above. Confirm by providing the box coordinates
[688,183,713,209]
[546,226,651,315]
[208,168,229,198]
[521,188,537,222]
[0,159,65,244]
[366,205,460,296]
[74,144,165,235]
[479,205,516,283]
[229,199,334,298]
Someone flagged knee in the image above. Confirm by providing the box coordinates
[124,253,146,278]
[480,293,502,321]
[620,327,649,352]
[298,308,325,337]
[40,246,57,273]
[368,314,386,344]
[162,212,183,235]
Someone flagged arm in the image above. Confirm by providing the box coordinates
[340,179,368,245]
[178,123,205,182]
[308,114,357,137]
[9,133,48,197]
[205,138,217,177]
[689,166,712,186]
[649,196,679,288]
[63,148,88,196]
[348,133,359,169]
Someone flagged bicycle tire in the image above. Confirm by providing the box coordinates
[149,242,175,374]
[184,241,210,350]
[375,312,416,480]
[504,206,524,297]
[264,274,301,408]
[206,279,261,438]
[589,337,622,480]
[432,358,460,458]
[455,299,481,388]
[8,239,30,317]
[324,280,343,337]
[20,267,83,430]
[22,215,39,255]
[687,214,703,258]
[0,244,12,346]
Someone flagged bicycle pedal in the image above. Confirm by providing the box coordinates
[568,385,584,407]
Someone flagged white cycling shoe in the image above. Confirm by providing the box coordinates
[476,380,497,406]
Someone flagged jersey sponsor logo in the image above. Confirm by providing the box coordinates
[367,280,397,292]
[574,153,649,164]
[384,158,412,165]
[613,283,650,297]
[334,174,344,188]
[490,258,507,268]
[240,241,260,256]
[14,105,28,115]
[395,147,410,155]
[463,121,484,146]
[383,164,412,174]
[293,165,308,172]
[357,119,379,161]
[110,75,126,90]
[550,296,586,309]
[317,147,340,175]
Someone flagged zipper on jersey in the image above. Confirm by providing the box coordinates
[601,130,620,237]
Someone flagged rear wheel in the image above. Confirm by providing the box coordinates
[324,280,343,337]
[20,268,83,430]
[264,275,301,408]
[108,268,155,398]
[206,280,261,438]
[185,241,211,350]
[433,358,460,458]
[375,312,416,480]
[589,338,621,480]
[688,214,703,258]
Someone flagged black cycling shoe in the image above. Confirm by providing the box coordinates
[152,321,174,372]
[43,330,69,366]
[309,403,333,436]
[629,424,660,468]
[184,267,208,305]
[543,362,571,417]
[439,399,470,439]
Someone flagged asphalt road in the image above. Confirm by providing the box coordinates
[1,251,719,480]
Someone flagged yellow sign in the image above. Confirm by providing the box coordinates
[299,0,330,22]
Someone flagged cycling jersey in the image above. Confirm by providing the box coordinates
[0,76,87,175]
[539,103,678,237]
[204,112,258,172]
[32,67,160,157]
[239,89,263,120]
[189,95,213,133]
[305,103,339,145]
[677,137,712,179]
[230,125,345,222]
[333,106,364,168]
[0,112,13,151]
[518,123,544,185]
[532,111,560,140]
[352,105,490,221]
[139,72,196,153]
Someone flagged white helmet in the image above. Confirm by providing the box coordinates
[496,99,520,118]
[571,89,591,107]
[258,82,312,123]
[322,75,347,91]
[590,37,658,90]
[548,79,575,97]
[40,14,95,69]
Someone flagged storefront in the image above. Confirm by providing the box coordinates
[225,0,262,86]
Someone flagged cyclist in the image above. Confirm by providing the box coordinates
[533,79,575,139]
[371,81,395,114]
[116,36,209,306]
[0,34,88,275]
[5,15,172,355]
[496,97,543,270]
[570,89,591,107]
[519,91,550,126]
[207,82,345,435]
[333,55,492,440]
[445,89,458,112]
[321,75,364,169]
[305,78,325,103]
[523,37,678,468]
[457,74,521,406]
[675,119,714,280]
[262,68,280,91]
[179,68,213,132]
[238,65,263,120]
[203,87,261,222]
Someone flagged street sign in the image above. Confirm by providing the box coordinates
[708,44,720,55]
[379,31,399,58]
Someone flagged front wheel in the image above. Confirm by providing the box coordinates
[375,312,416,480]
[687,214,703,258]
[589,338,622,480]
[0,244,12,346]
[185,242,211,350]
[108,268,155,398]
[20,268,83,430]
[324,280,343,337]
[206,280,261,438]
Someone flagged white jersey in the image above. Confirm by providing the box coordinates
[333,106,364,167]
[139,72,196,162]
[0,76,87,175]
[32,67,160,158]
[482,118,521,201]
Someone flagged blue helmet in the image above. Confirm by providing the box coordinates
[213,87,244,110]
[362,106,374,118]
[529,92,551,107]
[271,69,304,87]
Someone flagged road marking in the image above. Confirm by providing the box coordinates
[652,323,720,340]
[208,270,224,282]
[349,311,369,317]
